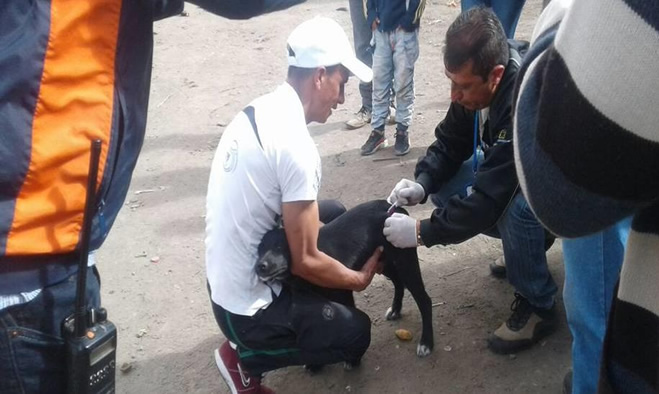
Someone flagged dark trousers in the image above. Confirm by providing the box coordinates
[211,286,371,376]
[0,269,101,394]
[210,199,372,375]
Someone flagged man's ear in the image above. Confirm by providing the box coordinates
[313,66,327,90]
[488,65,505,89]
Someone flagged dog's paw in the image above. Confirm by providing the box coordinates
[416,343,432,358]
[385,307,402,320]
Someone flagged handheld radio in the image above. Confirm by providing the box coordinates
[63,140,117,394]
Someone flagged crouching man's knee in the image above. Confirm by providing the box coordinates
[341,309,372,361]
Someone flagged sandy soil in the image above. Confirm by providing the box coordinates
[99,1,571,392]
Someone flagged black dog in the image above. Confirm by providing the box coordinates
[255,200,434,358]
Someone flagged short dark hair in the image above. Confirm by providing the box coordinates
[443,7,508,80]
[287,65,341,80]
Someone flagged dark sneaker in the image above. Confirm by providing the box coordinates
[393,130,410,156]
[345,106,372,130]
[489,255,506,278]
[215,341,274,394]
[562,370,573,394]
[360,130,387,156]
[487,293,557,354]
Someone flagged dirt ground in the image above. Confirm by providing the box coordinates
[100,1,572,392]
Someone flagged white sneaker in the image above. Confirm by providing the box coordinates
[345,107,371,130]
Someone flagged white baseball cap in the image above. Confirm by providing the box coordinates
[287,17,373,83]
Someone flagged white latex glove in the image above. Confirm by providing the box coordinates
[387,178,426,207]
[383,213,418,249]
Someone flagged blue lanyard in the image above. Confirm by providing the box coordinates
[472,111,479,175]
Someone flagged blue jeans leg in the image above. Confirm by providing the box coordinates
[429,152,483,207]
[497,194,557,309]
[562,218,631,394]
[371,30,395,131]
[0,269,101,394]
[491,0,526,39]
[392,29,419,130]
[429,155,556,309]
[348,0,373,110]
[460,0,527,39]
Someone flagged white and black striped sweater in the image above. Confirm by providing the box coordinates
[513,0,659,392]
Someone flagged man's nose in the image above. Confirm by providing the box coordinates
[337,90,345,105]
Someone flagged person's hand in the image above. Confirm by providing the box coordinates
[371,17,380,31]
[383,214,418,248]
[387,178,425,207]
[354,246,383,291]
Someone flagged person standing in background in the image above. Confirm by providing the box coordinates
[346,0,396,130]
[0,1,306,393]
[360,0,426,156]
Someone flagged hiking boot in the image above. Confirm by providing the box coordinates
[345,107,372,130]
[562,370,573,394]
[387,105,396,125]
[489,255,506,278]
[487,293,557,354]
[393,130,410,156]
[360,130,387,156]
[215,341,274,394]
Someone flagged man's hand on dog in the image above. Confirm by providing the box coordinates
[388,178,426,207]
[353,246,384,291]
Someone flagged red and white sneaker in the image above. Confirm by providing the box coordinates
[214,341,274,394]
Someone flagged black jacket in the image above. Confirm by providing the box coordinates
[367,0,425,32]
[415,41,528,247]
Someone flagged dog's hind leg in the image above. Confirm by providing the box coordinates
[382,256,404,321]
[394,249,434,357]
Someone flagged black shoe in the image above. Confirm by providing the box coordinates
[360,130,387,156]
[393,130,410,156]
[487,293,557,354]
[562,370,573,394]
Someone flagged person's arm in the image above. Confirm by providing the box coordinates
[419,140,517,246]
[512,0,658,237]
[366,0,379,31]
[282,200,381,292]
[419,97,519,247]
[186,0,306,20]
[414,103,474,199]
[400,0,425,31]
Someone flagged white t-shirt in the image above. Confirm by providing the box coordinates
[205,83,321,316]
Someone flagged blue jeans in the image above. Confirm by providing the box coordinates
[461,0,527,39]
[430,154,557,309]
[349,0,373,110]
[0,269,101,394]
[371,28,419,131]
[562,219,631,394]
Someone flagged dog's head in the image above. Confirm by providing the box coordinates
[255,228,292,282]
